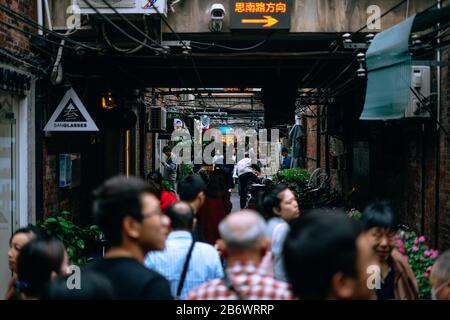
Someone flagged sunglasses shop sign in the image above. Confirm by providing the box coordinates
[44,88,99,132]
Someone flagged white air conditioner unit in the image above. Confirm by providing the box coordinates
[149,106,167,131]
[76,0,168,15]
[405,66,431,118]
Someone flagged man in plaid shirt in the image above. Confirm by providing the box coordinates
[187,210,294,300]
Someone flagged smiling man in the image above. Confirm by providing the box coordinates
[361,201,418,300]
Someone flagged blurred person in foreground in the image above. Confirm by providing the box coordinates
[188,210,293,300]
[146,202,223,299]
[87,175,172,299]
[5,226,41,299]
[15,237,68,300]
[283,210,376,300]
[259,184,300,281]
[430,250,450,300]
[361,201,418,300]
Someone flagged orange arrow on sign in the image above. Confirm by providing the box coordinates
[241,16,279,27]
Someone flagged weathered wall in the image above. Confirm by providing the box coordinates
[163,0,435,33]
[49,0,435,33]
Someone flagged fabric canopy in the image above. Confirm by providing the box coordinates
[360,15,416,120]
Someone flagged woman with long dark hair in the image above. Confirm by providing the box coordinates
[5,227,40,299]
[15,237,68,300]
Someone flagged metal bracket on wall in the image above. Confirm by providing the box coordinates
[343,43,369,50]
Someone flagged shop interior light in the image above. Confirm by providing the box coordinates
[101,92,116,110]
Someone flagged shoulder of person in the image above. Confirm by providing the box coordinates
[186,278,223,299]
[272,222,289,242]
[140,270,173,300]
[194,242,220,256]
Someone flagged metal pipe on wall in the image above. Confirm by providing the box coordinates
[434,0,442,248]
[43,0,52,31]
[37,0,43,35]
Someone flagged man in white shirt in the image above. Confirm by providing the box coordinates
[236,156,259,209]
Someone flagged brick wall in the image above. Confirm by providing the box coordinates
[304,107,318,174]
[0,0,36,56]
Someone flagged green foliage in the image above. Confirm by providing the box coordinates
[396,231,439,299]
[37,211,103,266]
[163,179,174,192]
[180,163,193,178]
[273,168,310,183]
[347,208,362,221]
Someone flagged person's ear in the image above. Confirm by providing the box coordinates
[273,206,282,216]
[330,272,356,300]
[199,192,206,204]
[122,216,141,240]
[216,239,227,258]
[260,238,270,256]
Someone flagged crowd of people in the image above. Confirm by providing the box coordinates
[4,146,450,300]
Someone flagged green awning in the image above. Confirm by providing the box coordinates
[360,16,416,120]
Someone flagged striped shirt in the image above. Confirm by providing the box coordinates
[187,262,294,300]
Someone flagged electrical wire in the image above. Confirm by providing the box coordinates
[83,0,161,53]
[99,0,167,52]
[0,4,100,51]
[190,37,270,52]
[0,47,47,73]
[101,21,146,53]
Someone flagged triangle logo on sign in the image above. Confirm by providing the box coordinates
[44,88,99,132]
[55,99,87,122]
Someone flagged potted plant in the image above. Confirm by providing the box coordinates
[38,211,103,266]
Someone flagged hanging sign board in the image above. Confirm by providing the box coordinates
[230,0,291,30]
[44,88,99,132]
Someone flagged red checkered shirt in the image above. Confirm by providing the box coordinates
[187,262,294,300]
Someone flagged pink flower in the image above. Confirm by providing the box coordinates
[399,244,405,254]
[427,266,432,272]
[424,250,431,257]
[405,233,410,240]
[431,251,439,260]
[423,272,429,278]
[419,256,424,261]
[414,238,419,245]
[418,236,426,243]
[412,245,419,252]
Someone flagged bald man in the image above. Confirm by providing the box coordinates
[430,250,450,300]
[145,202,223,299]
[188,210,294,300]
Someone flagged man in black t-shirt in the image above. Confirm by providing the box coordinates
[86,175,173,300]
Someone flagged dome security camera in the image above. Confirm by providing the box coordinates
[210,4,226,32]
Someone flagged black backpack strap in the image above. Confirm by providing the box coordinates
[176,234,196,298]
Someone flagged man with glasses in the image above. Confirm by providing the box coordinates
[87,175,173,299]
[361,201,418,300]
